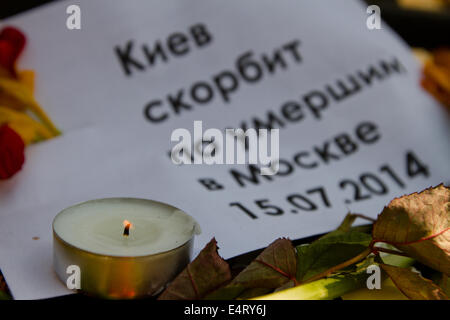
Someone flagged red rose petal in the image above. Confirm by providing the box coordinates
[0,41,16,73]
[0,26,26,58]
[0,26,26,75]
[0,125,25,179]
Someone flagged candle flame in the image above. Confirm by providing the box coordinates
[123,220,133,237]
[123,220,133,229]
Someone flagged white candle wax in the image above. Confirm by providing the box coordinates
[52,198,201,298]
[53,198,200,256]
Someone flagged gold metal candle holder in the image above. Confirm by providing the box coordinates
[52,198,200,299]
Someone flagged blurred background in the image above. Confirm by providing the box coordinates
[1,0,450,48]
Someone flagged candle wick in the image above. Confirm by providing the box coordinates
[123,223,131,237]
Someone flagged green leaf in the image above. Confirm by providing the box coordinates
[381,264,449,300]
[257,256,376,300]
[158,238,231,300]
[319,212,372,241]
[373,184,450,275]
[336,213,359,233]
[376,243,415,267]
[318,213,357,241]
[206,238,297,299]
[296,231,372,282]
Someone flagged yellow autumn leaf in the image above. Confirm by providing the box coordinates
[0,76,60,135]
[17,70,35,93]
[0,106,54,144]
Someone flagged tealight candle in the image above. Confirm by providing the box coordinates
[53,198,200,299]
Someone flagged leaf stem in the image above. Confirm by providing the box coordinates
[301,247,372,284]
[371,246,409,257]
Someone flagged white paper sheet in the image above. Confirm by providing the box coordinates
[0,0,449,299]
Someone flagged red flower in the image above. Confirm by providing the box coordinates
[0,124,25,179]
[0,26,26,76]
